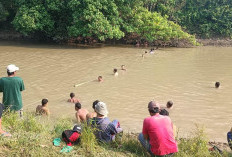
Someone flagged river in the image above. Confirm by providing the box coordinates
[0,41,232,142]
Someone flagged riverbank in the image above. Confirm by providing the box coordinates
[0,112,231,157]
[1,30,232,47]
[197,39,232,47]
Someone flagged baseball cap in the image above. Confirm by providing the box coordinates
[148,101,160,110]
[95,101,108,116]
[7,64,19,72]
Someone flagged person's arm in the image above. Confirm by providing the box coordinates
[86,113,90,120]
[173,123,177,139]
[142,118,149,140]
[143,134,149,140]
[43,108,50,116]
[20,79,25,91]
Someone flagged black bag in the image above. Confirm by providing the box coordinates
[62,125,82,146]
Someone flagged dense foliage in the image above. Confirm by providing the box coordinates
[175,0,232,38]
[1,0,232,44]
[144,0,232,38]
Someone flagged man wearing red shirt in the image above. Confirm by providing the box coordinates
[138,101,178,157]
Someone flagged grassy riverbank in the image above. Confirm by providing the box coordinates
[0,112,231,157]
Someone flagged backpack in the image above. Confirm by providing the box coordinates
[62,125,82,146]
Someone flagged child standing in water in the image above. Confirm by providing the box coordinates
[36,99,50,116]
[68,93,80,103]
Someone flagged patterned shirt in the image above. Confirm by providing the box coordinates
[89,117,120,142]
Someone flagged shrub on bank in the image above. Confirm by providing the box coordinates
[0,112,230,157]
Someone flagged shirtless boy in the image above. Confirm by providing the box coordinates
[36,99,50,116]
[75,102,89,123]
[68,93,80,103]
[86,100,99,120]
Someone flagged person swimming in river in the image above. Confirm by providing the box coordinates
[150,48,155,54]
[142,51,148,58]
[121,65,126,71]
[113,68,118,76]
[36,99,50,116]
[215,82,220,88]
[98,76,103,82]
[68,93,80,103]
[160,101,173,116]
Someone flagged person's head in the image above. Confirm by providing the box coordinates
[113,68,118,73]
[70,93,75,98]
[7,64,19,76]
[166,101,173,109]
[92,100,100,109]
[215,82,220,88]
[75,102,81,110]
[145,51,148,54]
[95,101,108,117]
[98,76,103,82]
[148,101,160,115]
[121,65,125,69]
[41,99,48,107]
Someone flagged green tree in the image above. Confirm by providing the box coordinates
[68,0,124,41]
[0,2,9,22]
[175,0,232,38]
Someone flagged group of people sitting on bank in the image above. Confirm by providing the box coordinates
[66,95,177,156]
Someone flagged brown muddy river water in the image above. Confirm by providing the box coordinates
[0,41,232,142]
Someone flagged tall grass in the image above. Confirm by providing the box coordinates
[0,112,230,157]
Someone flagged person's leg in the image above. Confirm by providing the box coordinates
[16,109,23,118]
[110,120,123,141]
[111,120,123,133]
[138,133,154,156]
[0,103,11,136]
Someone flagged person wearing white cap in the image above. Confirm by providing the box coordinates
[88,101,123,142]
[138,101,178,156]
[0,64,25,116]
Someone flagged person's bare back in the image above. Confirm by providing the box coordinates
[36,99,50,116]
[68,98,80,103]
[68,93,80,103]
[76,108,89,122]
[75,103,89,123]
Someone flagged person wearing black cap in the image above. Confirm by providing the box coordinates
[138,101,178,156]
